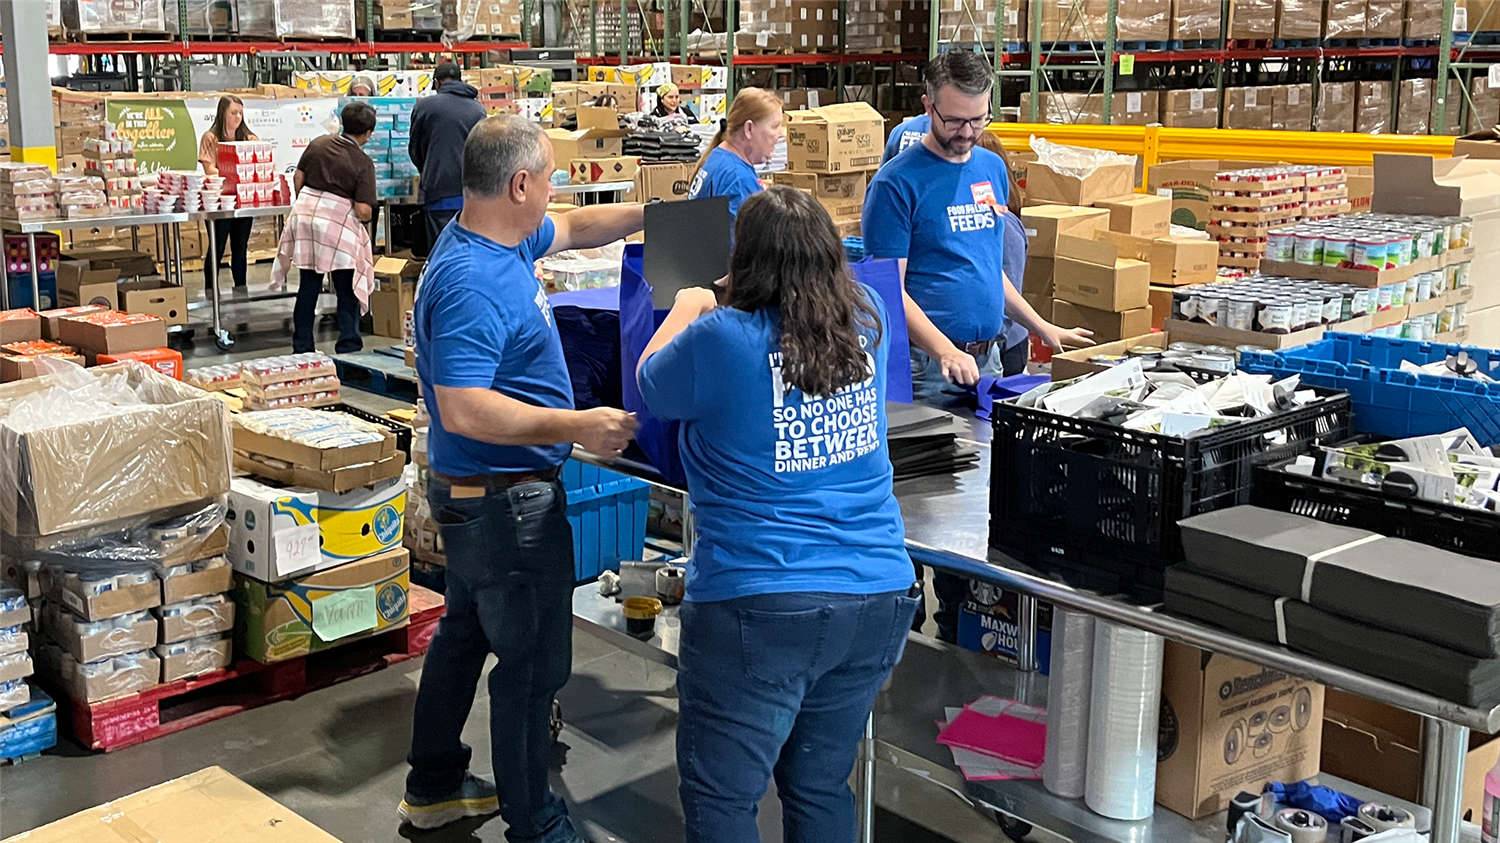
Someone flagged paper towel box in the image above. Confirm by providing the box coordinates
[1156,641,1324,819]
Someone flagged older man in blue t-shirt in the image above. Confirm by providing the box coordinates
[863,51,1093,410]
[401,115,642,843]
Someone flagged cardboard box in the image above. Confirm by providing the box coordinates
[61,246,156,280]
[546,106,630,165]
[227,477,407,582]
[58,311,168,356]
[1171,0,1222,41]
[234,547,411,663]
[96,347,184,380]
[1224,86,1274,130]
[1050,332,1164,381]
[38,645,158,703]
[1095,230,1220,286]
[769,170,868,205]
[1053,235,1152,311]
[1051,300,1153,343]
[569,156,640,186]
[161,560,233,605]
[117,279,188,327]
[0,353,85,382]
[0,309,40,345]
[1274,0,1320,39]
[635,161,696,203]
[1227,0,1275,38]
[1149,285,1174,329]
[1317,81,1358,133]
[233,418,396,473]
[235,452,406,495]
[54,260,119,309]
[40,603,157,663]
[3,766,343,842]
[370,257,418,339]
[1023,255,1056,308]
[1146,158,1283,231]
[36,304,106,340]
[785,102,885,174]
[158,637,232,683]
[1026,160,1135,207]
[1021,205,1110,258]
[0,364,232,538]
[1272,83,1313,132]
[158,599,235,644]
[1156,641,1324,820]
[1357,80,1393,135]
[1159,88,1219,129]
[43,568,161,623]
[1164,317,1335,350]
[1096,194,1171,237]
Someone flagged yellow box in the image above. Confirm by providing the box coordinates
[234,548,411,664]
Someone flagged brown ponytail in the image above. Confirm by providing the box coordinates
[691,87,782,180]
[728,186,882,398]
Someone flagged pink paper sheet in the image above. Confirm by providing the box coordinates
[936,706,1047,768]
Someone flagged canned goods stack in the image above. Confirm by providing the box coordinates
[1209,166,1349,271]
[1167,276,1370,335]
[1264,213,1473,272]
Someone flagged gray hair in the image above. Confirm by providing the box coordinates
[463,115,550,198]
[925,50,993,102]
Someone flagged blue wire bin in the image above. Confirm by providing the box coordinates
[563,460,651,584]
[1239,333,1500,446]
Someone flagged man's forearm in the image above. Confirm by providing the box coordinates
[435,385,581,447]
[557,203,646,250]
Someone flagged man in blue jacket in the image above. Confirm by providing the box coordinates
[410,62,487,254]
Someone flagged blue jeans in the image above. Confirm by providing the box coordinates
[292,267,362,354]
[407,477,582,843]
[677,590,920,843]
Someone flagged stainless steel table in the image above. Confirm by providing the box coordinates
[195,206,291,351]
[1,213,190,311]
[553,181,635,205]
[569,429,1491,843]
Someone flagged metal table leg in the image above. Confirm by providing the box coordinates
[681,495,695,559]
[1015,594,1039,672]
[202,219,231,351]
[1421,717,1443,805]
[1429,719,1469,843]
[27,232,40,310]
[858,710,875,843]
[172,223,184,288]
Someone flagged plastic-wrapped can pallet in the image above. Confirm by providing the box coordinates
[1084,620,1164,821]
[1042,608,1094,798]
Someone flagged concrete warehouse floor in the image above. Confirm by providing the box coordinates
[0,263,1018,843]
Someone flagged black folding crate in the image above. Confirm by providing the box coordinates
[1251,465,1500,563]
[989,389,1352,579]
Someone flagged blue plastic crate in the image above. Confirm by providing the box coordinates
[5,272,56,311]
[564,461,650,584]
[1239,333,1500,446]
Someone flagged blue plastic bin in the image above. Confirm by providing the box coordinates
[0,685,56,762]
[563,460,651,584]
[6,271,56,311]
[1239,333,1500,446]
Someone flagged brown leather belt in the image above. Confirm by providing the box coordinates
[964,339,998,358]
[435,467,560,498]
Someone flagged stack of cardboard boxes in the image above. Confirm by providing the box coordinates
[583,62,727,125]
[228,407,410,664]
[463,65,555,125]
[937,0,1021,43]
[547,106,639,188]
[441,0,523,37]
[1209,166,1349,271]
[4,363,233,706]
[847,0,927,52]
[781,102,886,236]
[738,0,840,52]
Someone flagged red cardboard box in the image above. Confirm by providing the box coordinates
[97,347,184,380]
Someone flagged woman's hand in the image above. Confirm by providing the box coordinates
[675,287,718,317]
[1038,323,1096,352]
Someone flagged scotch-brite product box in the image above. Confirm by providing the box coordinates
[227,477,407,582]
[234,547,410,663]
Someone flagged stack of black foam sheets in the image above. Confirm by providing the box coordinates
[1163,505,1500,708]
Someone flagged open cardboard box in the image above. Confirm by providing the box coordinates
[0,309,41,345]
[231,419,396,472]
[1146,158,1287,230]
[40,603,157,663]
[1027,160,1135,207]
[158,600,234,644]
[159,638,233,683]
[54,260,119,309]
[1050,332,1164,381]
[117,279,188,327]
[234,451,406,494]
[545,105,631,166]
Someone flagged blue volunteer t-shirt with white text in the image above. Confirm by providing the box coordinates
[638,289,913,603]
[862,144,1010,345]
[687,145,764,222]
[882,113,930,164]
[415,218,574,475]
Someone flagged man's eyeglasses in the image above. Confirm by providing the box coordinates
[931,103,991,132]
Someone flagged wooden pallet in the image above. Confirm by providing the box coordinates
[57,585,444,753]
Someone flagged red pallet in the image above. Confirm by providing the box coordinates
[59,584,444,753]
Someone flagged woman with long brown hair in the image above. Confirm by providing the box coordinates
[198,95,258,291]
[686,87,781,224]
[638,186,918,843]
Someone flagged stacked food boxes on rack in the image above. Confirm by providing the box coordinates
[0,164,58,224]
[0,306,182,382]
[83,137,144,216]
[228,407,410,664]
[216,141,277,209]
[353,98,420,200]
[0,586,35,714]
[182,352,344,411]
[772,101,886,238]
[1209,166,1348,272]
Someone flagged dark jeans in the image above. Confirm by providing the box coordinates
[292,267,362,354]
[912,337,1028,642]
[677,590,920,843]
[207,217,253,288]
[424,208,460,257]
[407,477,582,843]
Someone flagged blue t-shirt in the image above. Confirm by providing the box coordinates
[414,218,574,475]
[882,113,931,164]
[1001,209,1029,349]
[687,145,763,222]
[862,144,1011,345]
[638,289,912,603]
